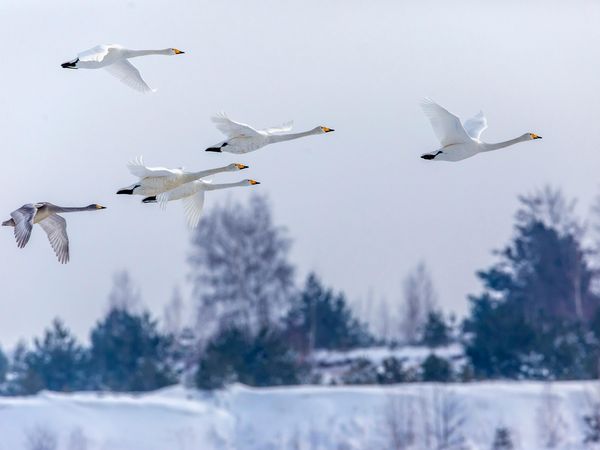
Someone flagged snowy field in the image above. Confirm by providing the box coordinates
[1,381,599,449]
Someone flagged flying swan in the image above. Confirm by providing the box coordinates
[420,98,542,162]
[117,156,248,197]
[2,202,106,264]
[143,179,260,228]
[205,113,334,154]
[61,44,185,93]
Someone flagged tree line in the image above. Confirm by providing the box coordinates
[2,187,600,394]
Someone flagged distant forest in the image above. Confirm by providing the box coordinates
[3,187,600,394]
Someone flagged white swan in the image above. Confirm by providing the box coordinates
[2,202,106,264]
[143,179,260,228]
[420,99,542,162]
[116,157,248,197]
[205,113,334,154]
[61,44,185,93]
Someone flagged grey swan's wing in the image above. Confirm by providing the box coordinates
[38,214,69,264]
[10,204,37,248]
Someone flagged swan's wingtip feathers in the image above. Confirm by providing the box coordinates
[212,112,228,121]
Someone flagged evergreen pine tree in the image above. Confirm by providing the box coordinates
[491,427,514,450]
[464,187,600,379]
[285,273,373,352]
[89,308,176,391]
[195,325,304,389]
[0,345,8,385]
[421,310,451,348]
[421,354,453,382]
[14,319,87,394]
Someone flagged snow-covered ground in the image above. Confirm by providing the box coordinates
[0,381,599,449]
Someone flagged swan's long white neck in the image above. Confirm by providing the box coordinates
[183,165,232,183]
[203,180,248,191]
[480,134,530,152]
[268,129,320,143]
[123,49,172,58]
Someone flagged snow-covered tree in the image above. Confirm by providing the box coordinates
[189,195,295,340]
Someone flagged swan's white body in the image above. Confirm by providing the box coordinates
[155,179,259,228]
[206,113,334,154]
[61,44,184,93]
[117,157,248,196]
[420,99,541,162]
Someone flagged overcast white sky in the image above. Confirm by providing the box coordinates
[1,0,599,346]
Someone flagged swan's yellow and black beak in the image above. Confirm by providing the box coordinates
[236,164,249,170]
[173,48,185,55]
[249,180,260,185]
[530,133,542,140]
[321,126,334,133]
[96,205,107,209]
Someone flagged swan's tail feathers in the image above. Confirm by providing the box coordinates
[1,219,14,227]
[142,196,157,204]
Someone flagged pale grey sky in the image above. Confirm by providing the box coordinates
[1,0,599,346]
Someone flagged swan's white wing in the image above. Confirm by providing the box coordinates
[463,111,488,141]
[10,204,36,249]
[104,60,155,93]
[211,113,260,137]
[77,44,117,63]
[127,156,177,178]
[38,215,69,264]
[261,121,294,135]
[421,98,471,146]
[181,190,206,228]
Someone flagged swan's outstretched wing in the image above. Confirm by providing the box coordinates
[211,113,260,137]
[261,121,294,135]
[421,98,471,146]
[10,204,36,249]
[127,156,177,178]
[181,190,206,228]
[104,60,155,93]
[463,111,488,141]
[77,44,116,63]
[38,215,69,264]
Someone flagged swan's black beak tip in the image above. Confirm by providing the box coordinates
[205,147,222,153]
[421,154,435,160]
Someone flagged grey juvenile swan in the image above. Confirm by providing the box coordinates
[2,202,106,264]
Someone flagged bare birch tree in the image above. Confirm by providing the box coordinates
[108,270,141,313]
[536,384,567,449]
[384,394,416,449]
[401,262,437,343]
[189,195,295,339]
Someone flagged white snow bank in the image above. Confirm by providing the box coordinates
[0,381,597,449]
